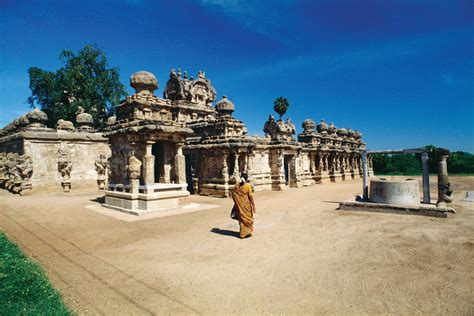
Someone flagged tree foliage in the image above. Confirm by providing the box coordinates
[273,96,289,120]
[372,153,421,175]
[27,45,127,128]
[372,145,474,175]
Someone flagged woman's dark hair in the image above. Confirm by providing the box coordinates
[240,172,248,182]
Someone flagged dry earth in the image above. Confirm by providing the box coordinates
[1,176,473,315]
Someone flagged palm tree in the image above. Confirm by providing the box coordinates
[273,96,289,120]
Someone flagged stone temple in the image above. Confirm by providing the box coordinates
[0,69,370,213]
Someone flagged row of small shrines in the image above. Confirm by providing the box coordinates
[0,69,371,198]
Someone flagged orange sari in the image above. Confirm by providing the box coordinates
[231,182,254,238]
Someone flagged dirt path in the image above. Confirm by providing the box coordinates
[1,177,473,315]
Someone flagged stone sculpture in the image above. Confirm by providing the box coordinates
[95,153,108,190]
[58,146,72,192]
[302,119,316,134]
[57,119,75,131]
[76,106,94,131]
[26,108,48,128]
[0,152,33,195]
[163,68,216,106]
[263,115,296,142]
[127,154,142,180]
[436,149,454,208]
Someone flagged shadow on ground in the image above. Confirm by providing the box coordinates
[210,228,240,238]
[90,196,105,204]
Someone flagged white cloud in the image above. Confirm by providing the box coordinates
[222,32,455,82]
[195,0,295,40]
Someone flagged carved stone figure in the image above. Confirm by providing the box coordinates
[58,146,72,192]
[127,154,142,180]
[95,153,108,189]
[328,122,337,135]
[163,68,216,106]
[286,118,296,135]
[263,115,276,137]
[17,155,33,181]
[263,114,297,142]
[436,150,454,208]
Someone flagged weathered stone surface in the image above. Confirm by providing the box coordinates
[26,108,48,128]
[127,154,142,180]
[437,149,454,208]
[95,153,108,189]
[369,178,420,206]
[130,71,159,95]
[215,96,235,116]
[76,107,94,131]
[57,119,75,131]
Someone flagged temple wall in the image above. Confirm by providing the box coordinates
[249,150,272,192]
[298,152,313,187]
[0,129,109,191]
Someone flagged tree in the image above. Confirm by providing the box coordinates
[273,96,289,120]
[27,45,127,128]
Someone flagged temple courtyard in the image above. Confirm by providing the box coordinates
[0,176,473,315]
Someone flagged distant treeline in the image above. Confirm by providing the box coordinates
[371,145,474,175]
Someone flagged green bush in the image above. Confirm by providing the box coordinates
[372,145,474,176]
[0,232,72,315]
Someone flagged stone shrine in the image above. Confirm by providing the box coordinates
[103,71,193,214]
[1,67,371,213]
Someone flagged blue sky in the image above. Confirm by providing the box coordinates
[1,0,473,152]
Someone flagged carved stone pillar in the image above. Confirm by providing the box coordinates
[271,149,286,191]
[368,155,374,176]
[421,152,430,204]
[174,143,186,185]
[127,154,142,195]
[142,141,155,186]
[222,152,229,178]
[233,151,240,179]
[246,150,254,180]
[317,153,323,172]
[362,151,368,200]
[323,153,328,172]
[436,152,453,208]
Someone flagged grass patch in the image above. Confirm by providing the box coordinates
[0,232,72,315]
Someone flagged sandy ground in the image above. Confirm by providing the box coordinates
[1,176,473,315]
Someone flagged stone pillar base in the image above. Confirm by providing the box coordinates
[104,183,190,215]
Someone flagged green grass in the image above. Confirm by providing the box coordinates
[0,232,72,315]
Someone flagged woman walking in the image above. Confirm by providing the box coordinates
[231,173,256,239]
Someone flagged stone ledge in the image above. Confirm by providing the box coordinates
[338,201,456,218]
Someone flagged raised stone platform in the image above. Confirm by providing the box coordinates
[338,200,456,218]
[369,178,420,206]
[104,183,190,215]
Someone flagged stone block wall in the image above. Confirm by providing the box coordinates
[249,150,272,192]
[1,129,110,192]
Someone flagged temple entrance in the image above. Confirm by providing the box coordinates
[284,156,291,185]
[228,154,235,176]
[152,142,165,183]
[185,154,194,193]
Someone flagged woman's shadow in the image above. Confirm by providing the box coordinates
[210,228,240,238]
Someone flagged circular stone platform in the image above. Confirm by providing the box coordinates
[369,178,420,206]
